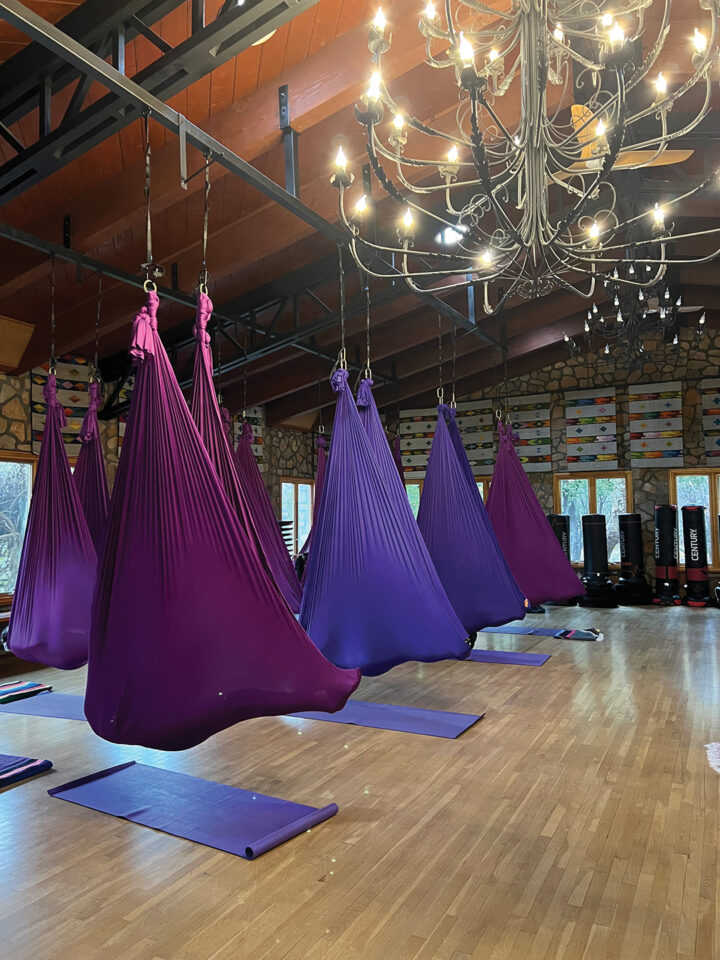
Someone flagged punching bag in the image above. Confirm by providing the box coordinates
[681,505,711,607]
[615,513,653,605]
[579,514,617,608]
[546,514,578,606]
[653,504,681,605]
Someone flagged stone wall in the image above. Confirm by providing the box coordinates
[0,372,32,452]
[262,426,316,518]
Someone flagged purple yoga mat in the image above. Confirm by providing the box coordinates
[290,700,483,738]
[0,692,85,721]
[468,649,550,666]
[48,761,337,859]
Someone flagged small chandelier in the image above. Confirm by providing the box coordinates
[332,1,720,316]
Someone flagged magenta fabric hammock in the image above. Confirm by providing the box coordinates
[7,375,96,669]
[235,421,303,613]
[486,421,584,605]
[84,291,359,751]
[392,434,406,488]
[73,380,109,555]
[299,371,470,677]
[416,406,526,632]
[299,434,328,558]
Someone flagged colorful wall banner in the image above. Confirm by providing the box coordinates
[565,388,618,471]
[398,400,494,481]
[701,378,720,463]
[628,381,683,467]
[507,393,552,472]
[31,355,91,459]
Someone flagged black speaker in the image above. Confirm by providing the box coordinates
[615,513,653,604]
[653,504,681,605]
[681,505,712,607]
[579,514,617,608]
[545,514,578,606]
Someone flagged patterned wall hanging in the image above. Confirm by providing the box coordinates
[628,381,683,467]
[398,400,494,480]
[507,393,552,472]
[700,378,720,464]
[31,355,90,458]
[565,388,618,471]
[233,406,265,471]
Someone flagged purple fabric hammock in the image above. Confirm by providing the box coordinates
[417,406,526,632]
[7,375,96,669]
[235,422,303,613]
[392,434,406,488]
[486,421,584,606]
[299,371,470,677]
[73,380,109,555]
[84,291,359,751]
[299,434,328,558]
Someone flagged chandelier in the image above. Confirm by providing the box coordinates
[331,0,720,315]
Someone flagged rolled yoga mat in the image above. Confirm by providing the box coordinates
[615,513,653,605]
[579,514,617,608]
[49,761,338,860]
[0,680,53,704]
[681,505,712,607]
[0,692,86,721]
[0,754,53,788]
[291,700,483,738]
[545,514,578,606]
[653,504,681,605]
[468,649,550,666]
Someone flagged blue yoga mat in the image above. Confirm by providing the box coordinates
[290,700,483,738]
[0,754,53,787]
[0,692,85,721]
[49,761,338,860]
[480,626,601,641]
[468,649,550,666]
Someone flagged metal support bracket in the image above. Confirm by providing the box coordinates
[278,84,299,198]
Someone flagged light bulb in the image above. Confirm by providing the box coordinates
[700,312,706,325]
[373,8,386,33]
[693,28,707,53]
[596,119,606,137]
[664,287,670,300]
[609,22,624,47]
[488,47,499,62]
[563,331,570,342]
[592,303,598,315]
[638,289,644,301]
[447,145,459,164]
[673,334,678,345]
[660,307,667,319]
[423,1,437,19]
[366,71,382,100]
[676,295,683,307]
[588,221,600,240]
[655,72,667,95]
[335,146,348,170]
[616,310,623,323]
[604,344,610,355]
[585,320,590,332]
[458,32,474,64]
[480,248,493,266]
[402,208,414,229]
[612,267,619,279]
[601,14,614,27]
[354,194,367,214]
[628,263,635,275]
[653,203,665,225]
[513,134,521,146]
[553,25,564,42]
[614,293,619,307]
[587,309,593,321]
[392,113,405,131]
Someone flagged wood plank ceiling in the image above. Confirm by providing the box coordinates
[0,0,718,429]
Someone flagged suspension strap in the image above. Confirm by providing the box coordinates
[450,325,456,408]
[364,272,372,380]
[199,154,211,292]
[317,379,324,434]
[215,316,223,406]
[337,245,347,370]
[49,254,56,375]
[92,272,102,383]
[242,321,248,420]
[143,115,153,286]
[436,313,443,404]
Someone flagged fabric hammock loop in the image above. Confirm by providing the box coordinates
[42,374,66,427]
[193,290,213,346]
[130,290,160,363]
[332,367,349,393]
[79,381,102,443]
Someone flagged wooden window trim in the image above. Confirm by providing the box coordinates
[668,467,720,573]
[552,470,633,568]
[0,450,37,610]
[280,477,314,556]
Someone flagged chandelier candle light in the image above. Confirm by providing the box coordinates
[331,1,720,316]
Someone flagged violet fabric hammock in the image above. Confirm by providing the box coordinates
[486,421,584,606]
[7,375,96,669]
[299,434,328,558]
[416,406,526,632]
[300,370,470,677]
[235,421,303,613]
[392,434,406,488]
[84,291,360,751]
[73,380,109,554]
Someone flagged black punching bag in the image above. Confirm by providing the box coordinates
[546,514,578,606]
[682,505,711,607]
[579,514,617,608]
[653,504,681,605]
[615,513,653,605]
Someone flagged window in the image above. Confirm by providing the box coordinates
[669,468,720,568]
[0,451,36,602]
[405,476,491,518]
[281,479,314,556]
[553,471,632,564]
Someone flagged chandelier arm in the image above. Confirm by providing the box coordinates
[552,91,622,151]
[623,0,672,93]
[459,0,514,21]
[623,78,713,150]
[469,91,523,247]
[608,167,720,237]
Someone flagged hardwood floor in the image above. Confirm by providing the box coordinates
[1,605,719,960]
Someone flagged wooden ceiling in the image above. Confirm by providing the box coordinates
[0,0,718,429]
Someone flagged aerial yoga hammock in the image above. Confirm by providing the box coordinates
[7,375,96,669]
[486,420,584,606]
[298,432,328,560]
[83,289,360,751]
[417,404,527,633]
[391,434,406,488]
[300,367,471,676]
[73,379,109,555]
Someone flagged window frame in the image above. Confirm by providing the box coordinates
[669,467,720,572]
[280,477,315,557]
[552,470,633,567]
[0,449,37,609]
[405,475,493,501]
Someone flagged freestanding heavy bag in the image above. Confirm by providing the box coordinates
[653,504,681,605]
[681,505,711,607]
[579,514,617,608]
[615,513,653,605]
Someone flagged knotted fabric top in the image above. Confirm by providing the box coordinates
[129,289,159,362]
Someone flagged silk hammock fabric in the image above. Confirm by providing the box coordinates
[392,434,406,488]
[300,370,470,677]
[7,375,96,669]
[84,291,359,751]
[486,422,584,606]
[417,405,526,632]
[73,380,109,554]
[235,422,303,613]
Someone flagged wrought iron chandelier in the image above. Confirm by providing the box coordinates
[331,0,720,315]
